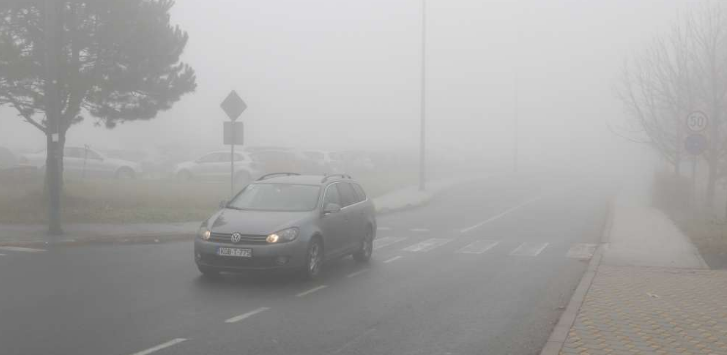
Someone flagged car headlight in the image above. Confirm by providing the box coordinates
[198,227,211,240]
[266,228,299,243]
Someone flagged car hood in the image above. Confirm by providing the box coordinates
[204,209,315,236]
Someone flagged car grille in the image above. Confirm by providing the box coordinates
[200,254,278,268]
[209,232,268,244]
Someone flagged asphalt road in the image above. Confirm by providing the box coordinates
[0,174,612,355]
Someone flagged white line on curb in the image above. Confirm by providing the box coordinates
[296,285,328,297]
[0,247,46,253]
[129,338,187,355]
[224,307,270,323]
[383,256,402,263]
[346,269,369,278]
[460,195,545,234]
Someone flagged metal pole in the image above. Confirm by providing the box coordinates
[231,129,235,199]
[419,0,427,191]
[514,78,519,173]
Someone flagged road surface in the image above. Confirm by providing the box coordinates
[0,175,611,355]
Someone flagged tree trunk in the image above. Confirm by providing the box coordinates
[43,0,64,235]
[45,133,63,235]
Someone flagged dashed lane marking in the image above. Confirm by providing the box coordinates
[383,256,402,263]
[376,227,392,231]
[346,269,369,278]
[129,338,187,355]
[566,243,597,260]
[402,238,452,252]
[409,228,430,233]
[509,242,549,256]
[296,285,328,297]
[456,240,499,254]
[459,195,545,234]
[373,237,407,250]
[224,307,270,324]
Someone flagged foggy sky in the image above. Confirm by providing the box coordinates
[0,0,688,171]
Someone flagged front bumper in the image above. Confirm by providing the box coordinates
[194,238,307,272]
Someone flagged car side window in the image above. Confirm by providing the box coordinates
[198,153,217,163]
[351,183,367,202]
[85,150,102,160]
[323,183,342,207]
[336,182,358,207]
[64,147,81,158]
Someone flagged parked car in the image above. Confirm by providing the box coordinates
[194,173,377,279]
[250,149,304,174]
[337,151,375,173]
[303,150,342,174]
[22,146,141,179]
[174,151,261,186]
[0,146,37,182]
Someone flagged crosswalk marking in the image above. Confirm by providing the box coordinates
[373,237,408,250]
[509,242,549,256]
[566,243,597,260]
[457,240,499,254]
[403,238,452,252]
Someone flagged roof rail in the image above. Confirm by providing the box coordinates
[321,174,352,183]
[256,172,301,181]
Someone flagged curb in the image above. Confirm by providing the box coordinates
[539,197,614,355]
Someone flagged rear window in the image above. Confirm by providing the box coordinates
[336,182,359,207]
[351,183,367,202]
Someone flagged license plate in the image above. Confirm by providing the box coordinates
[217,247,252,258]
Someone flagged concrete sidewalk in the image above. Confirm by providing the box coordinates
[0,176,483,248]
[542,191,727,355]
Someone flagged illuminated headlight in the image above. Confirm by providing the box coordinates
[266,228,299,243]
[198,227,211,240]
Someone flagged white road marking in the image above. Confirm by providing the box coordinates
[346,269,369,278]
[403,238,452,252]
[409,228,430,233]
[457,240,499,254]
[373,237,407,250]
[330,328,377,355]
[566,243,597,260]
[0,254,5,256]
[509,242,549,256]
[0,246,46,253]
[459,195,545,234]
[383,255,402,263]
[224,307,270,323]
[377,227,392,231]
[296,285,328,297]
[129,338,187,355]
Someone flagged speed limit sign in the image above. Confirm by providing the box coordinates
[686,111,709,132]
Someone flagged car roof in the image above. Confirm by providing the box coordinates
[254,174,354,186]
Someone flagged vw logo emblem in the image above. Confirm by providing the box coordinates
[230,233,242,244]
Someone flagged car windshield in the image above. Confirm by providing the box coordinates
[227,183,320,212]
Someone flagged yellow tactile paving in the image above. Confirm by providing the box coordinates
[561,266,727,355]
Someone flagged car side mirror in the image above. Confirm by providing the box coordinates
[323,203,342,215]
[219,200,228,208]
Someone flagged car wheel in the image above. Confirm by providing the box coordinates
[353,228,373,263]
[303,238,323,280]
[197,265,221,278]
[116,167,135,179]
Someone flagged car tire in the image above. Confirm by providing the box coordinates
[353,228,373,263]
[302,238,323,280]
[115,167,135,179]
[197,265,220,278]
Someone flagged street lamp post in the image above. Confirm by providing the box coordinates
[419,0,427,191]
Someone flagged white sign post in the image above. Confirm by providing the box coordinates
[220,91,247,198]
